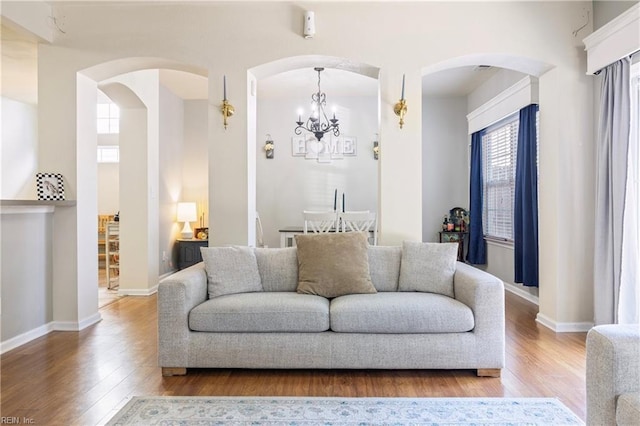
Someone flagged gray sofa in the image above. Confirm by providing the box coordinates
[586,324,640,425]
[158,246,505,377]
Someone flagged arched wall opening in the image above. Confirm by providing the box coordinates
[76,58,209,318]
[248,56,381,248]
[421,53,554,314]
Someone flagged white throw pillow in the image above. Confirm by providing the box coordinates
[201,246,263,298]
[398,241,458,298]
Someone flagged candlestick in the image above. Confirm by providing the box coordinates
[334,189,337,211]
[223,75,227,101]
[342,193,345,213]
[401,74,405,100]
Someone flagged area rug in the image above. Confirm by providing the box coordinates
[105,396,584,425]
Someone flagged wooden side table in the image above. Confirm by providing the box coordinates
[177,239,208,270]
[439,231,468,262]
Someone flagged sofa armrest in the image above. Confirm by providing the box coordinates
[157,262,208,369]
[586,324,640,426]
[453,262,505,368]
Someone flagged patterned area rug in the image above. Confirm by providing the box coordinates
[105,396,584,425]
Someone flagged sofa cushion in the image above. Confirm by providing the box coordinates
[201,246,263,298]
[367,246,401,292]
[295,232,377,298]
[398,241,458,298]
[255,247,298,292]
[617,392,640,426]
[189,292,330,332]
[330,292,474,333]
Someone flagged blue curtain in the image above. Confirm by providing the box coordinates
[467,130,486,264]
[514,104,539,287]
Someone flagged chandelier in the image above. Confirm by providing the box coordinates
[295,67,340,142]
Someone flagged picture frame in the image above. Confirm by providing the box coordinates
[36,173,65,200]
[343,137,357,156]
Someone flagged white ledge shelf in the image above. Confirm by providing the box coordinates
[0,199,76,214]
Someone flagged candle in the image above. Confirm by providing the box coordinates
[223,75,227,100]
[401,74,405,100]
[334,189,337,211]
[342,193,345,213]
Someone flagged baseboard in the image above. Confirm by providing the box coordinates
[118,284,158,296]
[504,282,539,306]
[535,312,593,333]
[52,311,103,331]
[0,322,55,354]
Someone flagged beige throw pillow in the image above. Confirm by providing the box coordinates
[201,246,263,298]
[295,232,376,298]
[398,241,458,298]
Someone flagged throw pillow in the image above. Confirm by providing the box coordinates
[200,246,263,298]
[398,241,458,298]
[255,247,299,292]
[295,232,377,298]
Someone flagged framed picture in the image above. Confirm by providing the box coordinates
[343,137,357,156]
[291,137,307,156]
[36,173,65,200]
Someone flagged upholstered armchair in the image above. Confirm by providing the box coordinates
[586,324,640,425]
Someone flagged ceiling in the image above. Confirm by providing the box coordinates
[1,23,499,104]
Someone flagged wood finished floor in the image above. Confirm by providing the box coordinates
[0,291,587,425]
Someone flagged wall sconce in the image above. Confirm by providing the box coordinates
[177,202,197,239]
[264,134,274,159]
[393,74,407,129]
[221,75,234,130]
[373,140,379,160]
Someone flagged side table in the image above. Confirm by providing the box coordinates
[177,239,208,270]
[439,231,468,262]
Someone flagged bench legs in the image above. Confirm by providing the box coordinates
[162,367,187,376]
[477,368,501,378]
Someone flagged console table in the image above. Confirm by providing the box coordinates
[177,239,208,270]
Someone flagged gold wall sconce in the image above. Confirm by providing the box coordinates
[221,75,234,130]
[393,74,407,129]
[264,134,274,159]
[373,140,379,160]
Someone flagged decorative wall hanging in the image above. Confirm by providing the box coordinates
[264,134,274,159]
[36,172,65,200]
[291,135,357,164]
[373,140,379,160]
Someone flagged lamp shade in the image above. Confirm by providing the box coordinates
[177,202,197,222]
[177,202,197,239]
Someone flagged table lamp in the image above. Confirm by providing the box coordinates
[177,202,197,239]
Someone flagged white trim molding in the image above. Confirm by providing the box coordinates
[467,76,539,134]
[504,282,539,306]
[583,3,640,74]
[0,323,55,354]
[536,313,593,333]
[118,284,158,296]
[53,312,102,331]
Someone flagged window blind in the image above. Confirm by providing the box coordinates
[482,114,519,241]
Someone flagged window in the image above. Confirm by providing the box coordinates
[97,102,119,134]
[97,146,119,163]
[481,114,519,241]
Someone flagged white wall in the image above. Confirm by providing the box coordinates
[1,97,38,199]
[257,95,378,248]
[158,85,184,274]
[182,100,209,228]
[21,0,596,331]
[422,96,469,243]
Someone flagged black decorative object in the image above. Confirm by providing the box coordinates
[36,173,65,200]
[295,67,340,142]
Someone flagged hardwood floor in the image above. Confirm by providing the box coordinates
[0,291,587,425]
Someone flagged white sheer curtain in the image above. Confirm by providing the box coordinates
[619,56,640,324]
[594,57,632,325]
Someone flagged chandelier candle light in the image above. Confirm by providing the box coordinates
[221,75,234,130]
[295,67,340,142]
[393,74,407,129]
